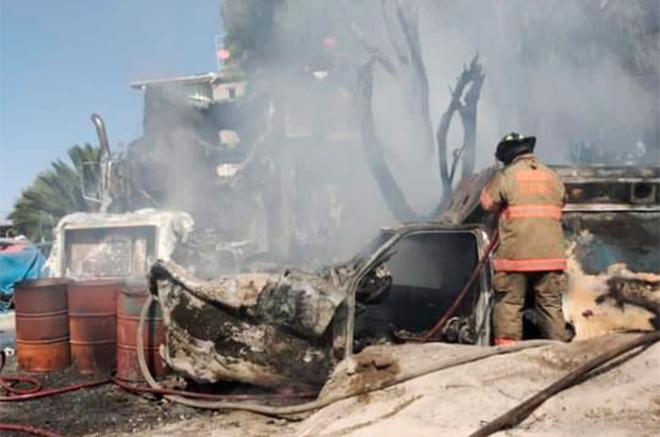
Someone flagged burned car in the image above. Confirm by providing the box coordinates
[150,165,660,389]
[151,223,489,388]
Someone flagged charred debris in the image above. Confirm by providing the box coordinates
[145,164,659,389]
[54,87,659,391]
[44,1,659,392]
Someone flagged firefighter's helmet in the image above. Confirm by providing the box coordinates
[495,132,536,164]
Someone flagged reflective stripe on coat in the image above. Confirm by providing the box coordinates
[480,154,566,272]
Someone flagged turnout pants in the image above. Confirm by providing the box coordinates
[492,271,567,341]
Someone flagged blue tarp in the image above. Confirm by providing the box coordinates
[0,246,46,312]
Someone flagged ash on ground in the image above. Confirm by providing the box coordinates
[2,354,216,436]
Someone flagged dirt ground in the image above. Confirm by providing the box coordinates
[296,333,660,436]
[0,354,219,436]
[0,351,313,437]
[107,411,294,437]
[109,333,660,437]
[3,326,659,436]
[0,312,297,436]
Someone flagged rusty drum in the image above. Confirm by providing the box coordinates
[14,278,70,372]
[116,281,167,381]
[67,280,120,374]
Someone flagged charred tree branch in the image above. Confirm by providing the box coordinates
[348,21,398,77]
[449,147,465,185]
[381,0,409,67]
[356,61,420,222]
[389,0,435,159]
[436,55,485,199]
[458,55,486,179]
[436,77,468,197]
[394,1,422,70]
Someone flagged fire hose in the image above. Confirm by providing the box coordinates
[421,228,499,343]
[138,295,658,432]
[5,282,650,433]
[0,350,107,436]
[111,377,316,402]
[469,330,660,437]
[0,343,314,407]
[136,293,553,416]
[0,423,61,437]
[0,351,110,403]
[0,351,41,395]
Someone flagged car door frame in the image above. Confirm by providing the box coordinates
[341,223,494,358]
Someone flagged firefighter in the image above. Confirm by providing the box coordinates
[480,132,567,345]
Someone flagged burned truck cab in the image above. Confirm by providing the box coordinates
[343,165,660,355]
[556,166,660,275]
[451,165,660,275]
[339,224,491,353]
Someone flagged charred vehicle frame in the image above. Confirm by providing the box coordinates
[145,164,660,389]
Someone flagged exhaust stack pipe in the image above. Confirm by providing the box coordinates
[91,113,111,161]
[90,113,112,212]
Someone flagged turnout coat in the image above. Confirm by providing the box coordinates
[480,153,566,272]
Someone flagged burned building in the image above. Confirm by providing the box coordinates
[124,65,363,274]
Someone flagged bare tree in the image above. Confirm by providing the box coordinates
[436,56,485,199]
[350,0,485,221]
[355,60,421,221]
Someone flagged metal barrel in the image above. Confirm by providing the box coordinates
[116,281,167,381]
[14,278,71,372]
[67,280,120,374]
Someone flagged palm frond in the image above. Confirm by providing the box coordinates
[9,144,101,241]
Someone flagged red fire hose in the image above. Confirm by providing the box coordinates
[0,348,313,436]
[0,350,41,395]
[0,423,62,437]
[0,378,110,402]
[1,351,312,404]
[0,350,101,436]
[421,229,499,342]
[0,350,110,402]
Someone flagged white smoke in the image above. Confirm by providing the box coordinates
[151,0,659,268]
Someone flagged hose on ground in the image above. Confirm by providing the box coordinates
[0,332,308,404]
[138,294,554,416]
[421,229,499,343]
[0,374,41,395]
[112,377,316,401]
[469,330,660,437]
[0,350,41,396]
[0,350,110,402]
[0,423,62,437]
[0,378,110,402]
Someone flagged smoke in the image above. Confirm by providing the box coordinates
[384,0,658,167]
[426,0,659,166]
[136,0,660,271]
[240,1,656,259]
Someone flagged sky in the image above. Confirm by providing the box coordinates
[0,0,222,219]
